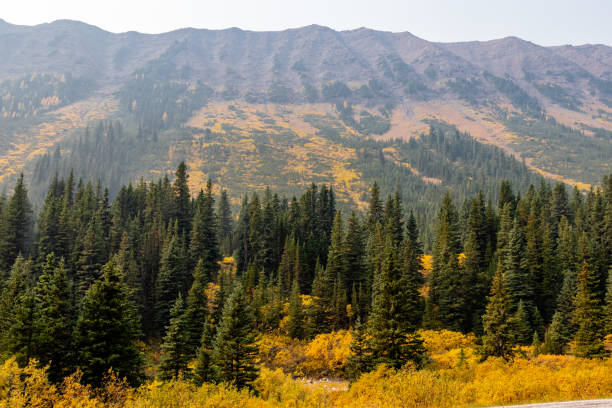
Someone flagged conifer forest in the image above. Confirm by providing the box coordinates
[0,161,611,406]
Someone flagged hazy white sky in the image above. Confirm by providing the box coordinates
[2,0,610,45]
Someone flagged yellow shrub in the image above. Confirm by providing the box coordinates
[2,335,612,408]
[460,356,612,406]
[257,334,307,374]
[431,347,479,369]
[300,331,352,378]
[419,329,476,354]
[335,365,462,408]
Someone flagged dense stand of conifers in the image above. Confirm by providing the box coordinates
[0,164,610,389]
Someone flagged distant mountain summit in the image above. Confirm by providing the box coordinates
[0,19,611,201]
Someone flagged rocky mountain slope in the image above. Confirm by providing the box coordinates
[0,19,610,202]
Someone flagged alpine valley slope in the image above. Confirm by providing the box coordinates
[0,19,611,207]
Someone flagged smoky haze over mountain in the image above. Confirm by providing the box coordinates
[0,19,610,94]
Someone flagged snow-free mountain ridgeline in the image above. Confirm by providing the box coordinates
[0,19,610,206]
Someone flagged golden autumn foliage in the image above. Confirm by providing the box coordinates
[257,331,352,378]
[300,331,352,378]
[2,331,612,407]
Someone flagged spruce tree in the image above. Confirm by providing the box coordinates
[0,174,32,270]
[75,214,106,298]
[8,289,38,367]
[36,178,63,262]
[190,180,220,276]
[115,233,142,305]
[234,195,251,273]
[310,259,331,334]
[400,241,424,331]
[194,318,216,385]
[383,191,403,248]
[367,235,426,369]
[367,182,383,231]
[277,237,296,296]
[544,270,578,354]
[503,218,533,319]
[34,254,75,382]
[155,223,188,332]
[430,192,463,330]
[213,284,258,389]
[481,266,514,360]
[287,279,304,339]
[572,262,607,358]
[331,273,348,330]
[173,162,192,237]
[344,211,365,297]
[75,260,143,387]
[512,300,532,345]
[217,189,233,256]
[0,256,32,356]
[326,211,346,293]
[604,270,612,335]
[183,259,209,358]
[159,294,191,380]
[346,318,371,381]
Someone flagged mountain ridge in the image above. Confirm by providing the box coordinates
[0,18,611,205]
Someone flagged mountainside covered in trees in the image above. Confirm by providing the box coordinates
[0,19,611,211]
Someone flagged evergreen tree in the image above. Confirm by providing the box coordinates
[75,260,143,387]
[183,259,209,358]
[217,189,233,256]
[572,262,607,358]
[191,180,220,276]
[75,214,106,298]
[400,241,424,331]
[34,254,75,382]
[481,266,514,360]
[326,211,346,291]
[405,211,423,258]
[213,284,258,389]
[605,270,612,335]
[36,177,63,262]
[234,195,251,273]
[194,318,216,385]
[532,331,542,357]
[287,280,304,339]
[331,273,348,330]
[173,162,192,237]
[346,318,371,381]
[0,256,32,355]
[430,192,463,330]
[159,294,191,380]
[277,236,297,296]
[503,219,532,318]
[512,300,532,345]
[344,211,365,298]
[0,174,33,270]
[367,235,426,369]
[310,259,331,334]
[155,223,188,332]
[115,233,142,305]
[383,191,403,247]
[367,182,383,231]
[498,180,516,216]
[544,270,578,354]
[8,289,38,367]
